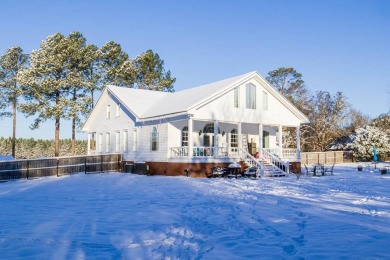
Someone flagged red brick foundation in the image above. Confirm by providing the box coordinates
[123,161,301,177]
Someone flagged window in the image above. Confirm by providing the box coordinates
[203,123,220,134]
[89,132,96,150]
[123,130,129,152]
[98,133,103,152]
[106,105,111,119]
[234,86,240,108]
[115,131,120,152]
[182,126,188,147]
[150,127,158,151]
[202,123,219,147]
[106,132,110,152]
[230,129,238,148]
[116,103,120,117]
[246,83,256,109]
[133,128,137,152]
[263,91,268,111]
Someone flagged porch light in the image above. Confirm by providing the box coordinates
[199,130,202,135]
[222,131,225,136]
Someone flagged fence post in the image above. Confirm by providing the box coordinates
[26,160,29,180]
[117,154,121,172]
[84,156,87,174]
[101,155,103,173]
[56,159,59,177]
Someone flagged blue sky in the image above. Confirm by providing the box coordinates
[0,0,389,139]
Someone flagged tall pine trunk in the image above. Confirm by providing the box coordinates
[71,88,77,155]
[12,95,16,158]
[54,91,60,157]
[71,117,75,155]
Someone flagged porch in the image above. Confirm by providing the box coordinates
[168,118,302,163]
[169,147,299,161]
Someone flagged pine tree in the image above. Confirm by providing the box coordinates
[101,41,129,86]
[66,32,93,155]
[0,46,29,157]
[132,49,175,92]
[17,33,73,157]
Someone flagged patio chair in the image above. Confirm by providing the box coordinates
[211,166,226,178]
[323,164,335,175]
[242,166,259,179]
[304,164,315,176]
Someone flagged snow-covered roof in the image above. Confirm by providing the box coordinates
[107,71,256,120]
[91,71,309,124]
[107,85,170,119]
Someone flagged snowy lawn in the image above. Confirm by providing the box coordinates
[0,163,389,259]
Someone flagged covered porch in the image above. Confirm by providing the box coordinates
[168,117,301,162]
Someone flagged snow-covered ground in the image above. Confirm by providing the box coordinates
[0,163,389,259]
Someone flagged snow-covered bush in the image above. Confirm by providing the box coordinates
[350,125,390,161]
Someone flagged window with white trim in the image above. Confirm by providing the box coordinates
[150,127,159,151]
[123,130,129,152]
[115,131,120,152]
[234,86,240,108]
[98,133,103,152]
[246,83,256,109]
[263,91,268,111]
[116,103,120,117]
[105,132,110,152]
[89,132,96,150]
[106,105,111,119]
[133,128,137,152]
[182,126,188,147]
[230,129,238,148]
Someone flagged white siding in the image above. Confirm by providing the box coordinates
[191,78,301,127]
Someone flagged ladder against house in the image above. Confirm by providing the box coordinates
[241,148,288,177]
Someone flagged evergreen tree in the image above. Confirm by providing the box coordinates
[132,49,175,92]
[266,67,308,149]
[66,32,93,155]
[101,41,129,86]
[17,33,73,157]
[83,43,103,108]
[266,67,308,111]
[0,46,29,157]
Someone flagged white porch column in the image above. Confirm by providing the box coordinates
[188,117,193,158]
[259,123,263,149]
[296,125,301,160]
[278,125,283,157]
[87,133,91,155]
[214,120,219,156]
[238,122,242,158]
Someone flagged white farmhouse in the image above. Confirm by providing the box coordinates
[82,71,309,177]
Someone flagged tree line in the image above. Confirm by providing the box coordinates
[266,67,390,160]
[0,137,87,159]
[1,32,388,160]
[0,32,175,158]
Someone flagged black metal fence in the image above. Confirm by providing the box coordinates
[0,154,122,180]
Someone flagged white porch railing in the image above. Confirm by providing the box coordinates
[169,147,298,161]
[260,148,290,174]
[170,147,239,158]
[264,148,298,160]
[241,148,289,176]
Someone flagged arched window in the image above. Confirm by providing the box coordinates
[150,127,158,151]
[203,123,220,134]
[203,123,220,147]
[182,126,188,147]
